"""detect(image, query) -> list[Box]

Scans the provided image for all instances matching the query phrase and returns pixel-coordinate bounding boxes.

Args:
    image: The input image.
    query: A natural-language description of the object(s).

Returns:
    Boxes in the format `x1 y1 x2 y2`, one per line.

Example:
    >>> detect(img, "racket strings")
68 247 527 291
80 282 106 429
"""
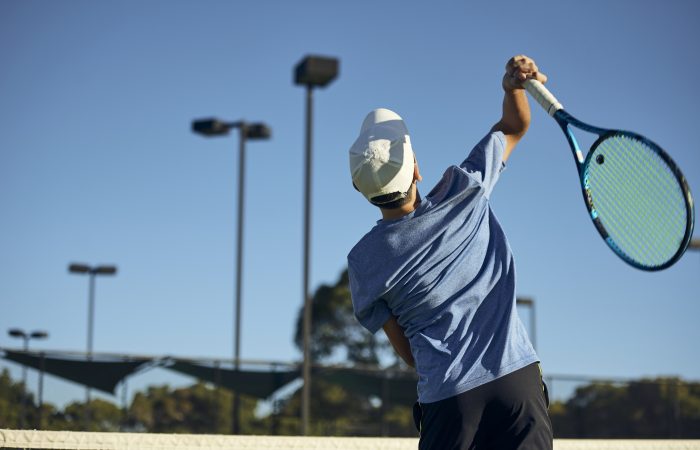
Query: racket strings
584 134 688 268
591 141 684 263
588 137 685 264
605 138 684 234
592 144 679 254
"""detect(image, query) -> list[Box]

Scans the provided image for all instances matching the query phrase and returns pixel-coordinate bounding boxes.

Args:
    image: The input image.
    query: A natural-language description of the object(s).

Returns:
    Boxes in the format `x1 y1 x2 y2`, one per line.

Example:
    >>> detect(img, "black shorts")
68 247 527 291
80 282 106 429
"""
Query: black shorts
414 362 553 450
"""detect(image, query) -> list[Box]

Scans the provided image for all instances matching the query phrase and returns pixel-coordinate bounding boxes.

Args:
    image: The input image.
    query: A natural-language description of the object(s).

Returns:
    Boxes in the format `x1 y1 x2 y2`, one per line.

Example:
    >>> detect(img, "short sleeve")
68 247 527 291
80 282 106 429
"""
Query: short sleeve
460 131 506 197
348 257 392 334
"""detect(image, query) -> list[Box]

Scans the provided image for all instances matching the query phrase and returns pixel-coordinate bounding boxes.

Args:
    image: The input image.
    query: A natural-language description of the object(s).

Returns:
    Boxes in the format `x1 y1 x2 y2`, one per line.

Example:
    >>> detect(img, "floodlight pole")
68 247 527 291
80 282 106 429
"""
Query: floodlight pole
7 329 48 429
87 272 96 361
191 118 271 435
232 124 246 436
301 83 314 436
516 297 536 351
37 352 45 429
294 55 339 436
68 263 117 429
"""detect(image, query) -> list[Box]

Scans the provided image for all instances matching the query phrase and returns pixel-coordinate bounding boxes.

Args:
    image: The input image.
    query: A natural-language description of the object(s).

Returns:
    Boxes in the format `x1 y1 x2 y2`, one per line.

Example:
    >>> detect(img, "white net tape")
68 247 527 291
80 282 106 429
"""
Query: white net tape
1 430 699 450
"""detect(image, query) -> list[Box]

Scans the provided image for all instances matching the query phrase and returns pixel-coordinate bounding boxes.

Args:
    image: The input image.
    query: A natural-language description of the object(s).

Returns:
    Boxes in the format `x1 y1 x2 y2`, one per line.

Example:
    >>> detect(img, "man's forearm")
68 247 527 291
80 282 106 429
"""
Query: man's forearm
498 88 531 138
491 89 531 161
382 315 415 367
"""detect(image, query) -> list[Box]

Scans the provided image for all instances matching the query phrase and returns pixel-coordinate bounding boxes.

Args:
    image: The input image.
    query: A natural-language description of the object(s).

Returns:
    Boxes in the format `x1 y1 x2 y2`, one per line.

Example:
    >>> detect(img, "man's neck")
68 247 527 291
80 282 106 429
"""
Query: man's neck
380 188 421 221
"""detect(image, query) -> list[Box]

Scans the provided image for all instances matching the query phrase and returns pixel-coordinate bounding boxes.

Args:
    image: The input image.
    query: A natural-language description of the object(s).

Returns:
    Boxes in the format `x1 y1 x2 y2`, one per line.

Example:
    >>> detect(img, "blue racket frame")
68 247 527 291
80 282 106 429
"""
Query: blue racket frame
552 109 695 271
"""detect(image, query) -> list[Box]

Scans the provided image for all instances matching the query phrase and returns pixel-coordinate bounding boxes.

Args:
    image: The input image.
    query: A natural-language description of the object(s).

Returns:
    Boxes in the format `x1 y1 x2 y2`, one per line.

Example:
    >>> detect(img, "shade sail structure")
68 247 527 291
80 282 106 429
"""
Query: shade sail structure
1 348 417 404
166 360 300 399
2 350 150 394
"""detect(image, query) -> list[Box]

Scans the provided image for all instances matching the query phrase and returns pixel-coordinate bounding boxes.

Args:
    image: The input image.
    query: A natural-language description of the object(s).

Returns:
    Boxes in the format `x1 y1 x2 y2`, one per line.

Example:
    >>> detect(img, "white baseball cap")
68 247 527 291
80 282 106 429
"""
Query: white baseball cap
349 108 415 205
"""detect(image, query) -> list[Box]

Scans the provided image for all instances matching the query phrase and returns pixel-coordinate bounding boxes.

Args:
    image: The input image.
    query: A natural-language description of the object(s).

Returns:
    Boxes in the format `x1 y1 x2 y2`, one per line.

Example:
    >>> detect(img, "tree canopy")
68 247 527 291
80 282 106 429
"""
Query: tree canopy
549 378 700 438
293 269 393 366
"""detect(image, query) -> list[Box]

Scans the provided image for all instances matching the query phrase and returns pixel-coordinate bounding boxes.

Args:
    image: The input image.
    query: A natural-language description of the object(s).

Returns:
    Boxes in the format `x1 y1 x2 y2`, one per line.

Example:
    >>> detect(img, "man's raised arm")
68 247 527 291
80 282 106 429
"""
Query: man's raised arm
491 55 548 162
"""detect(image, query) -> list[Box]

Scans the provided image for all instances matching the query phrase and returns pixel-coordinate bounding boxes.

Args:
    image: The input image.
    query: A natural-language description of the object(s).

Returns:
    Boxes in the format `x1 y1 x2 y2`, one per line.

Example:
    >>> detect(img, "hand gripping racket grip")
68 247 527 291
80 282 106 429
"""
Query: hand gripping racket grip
523 79 563 116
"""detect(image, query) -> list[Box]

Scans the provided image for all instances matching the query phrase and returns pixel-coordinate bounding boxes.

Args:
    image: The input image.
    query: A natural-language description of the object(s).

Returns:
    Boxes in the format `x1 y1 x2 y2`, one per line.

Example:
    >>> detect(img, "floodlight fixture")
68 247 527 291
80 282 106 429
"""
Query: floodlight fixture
8 328 48 342
192 118 272 142
294 56 339 87
68 264 90 274
689 238 700 250
8 328 26 338
68 263 117 276
516 298 534 306
192 118 240 137
30 331 49 339
93 266 117 275
245 123 272 140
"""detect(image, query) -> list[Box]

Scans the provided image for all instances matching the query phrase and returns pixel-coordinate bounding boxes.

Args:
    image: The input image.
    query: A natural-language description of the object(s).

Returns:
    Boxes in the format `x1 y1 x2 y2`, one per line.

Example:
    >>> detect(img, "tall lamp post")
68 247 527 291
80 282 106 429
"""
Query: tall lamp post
7 328 48 429
68 263 117 418
516 297 537 351
294 55 339 435
191 118 271 434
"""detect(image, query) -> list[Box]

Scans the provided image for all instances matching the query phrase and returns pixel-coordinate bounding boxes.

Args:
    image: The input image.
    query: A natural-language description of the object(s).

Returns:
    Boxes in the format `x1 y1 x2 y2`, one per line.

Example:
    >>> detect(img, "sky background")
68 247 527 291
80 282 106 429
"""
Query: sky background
1 0 699 408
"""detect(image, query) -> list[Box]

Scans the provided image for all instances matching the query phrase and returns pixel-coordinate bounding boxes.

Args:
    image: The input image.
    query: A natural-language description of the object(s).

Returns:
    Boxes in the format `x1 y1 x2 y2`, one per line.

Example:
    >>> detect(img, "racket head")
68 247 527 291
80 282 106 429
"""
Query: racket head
581 130 695 271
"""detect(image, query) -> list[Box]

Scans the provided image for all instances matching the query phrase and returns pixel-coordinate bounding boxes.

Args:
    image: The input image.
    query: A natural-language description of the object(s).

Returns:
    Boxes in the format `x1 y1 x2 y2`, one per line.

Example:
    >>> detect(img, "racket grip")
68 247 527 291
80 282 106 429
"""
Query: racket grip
523 79 563 116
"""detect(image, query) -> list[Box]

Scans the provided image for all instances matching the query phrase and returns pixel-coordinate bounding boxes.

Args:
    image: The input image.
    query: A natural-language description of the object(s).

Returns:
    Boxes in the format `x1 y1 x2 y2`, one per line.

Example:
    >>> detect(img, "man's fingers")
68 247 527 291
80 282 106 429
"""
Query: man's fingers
504 55 547 88
510 62 538 77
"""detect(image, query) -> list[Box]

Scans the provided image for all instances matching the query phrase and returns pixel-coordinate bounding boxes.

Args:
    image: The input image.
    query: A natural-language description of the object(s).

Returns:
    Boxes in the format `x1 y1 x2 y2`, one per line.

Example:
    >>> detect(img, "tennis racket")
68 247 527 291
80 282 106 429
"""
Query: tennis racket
524 79 694 271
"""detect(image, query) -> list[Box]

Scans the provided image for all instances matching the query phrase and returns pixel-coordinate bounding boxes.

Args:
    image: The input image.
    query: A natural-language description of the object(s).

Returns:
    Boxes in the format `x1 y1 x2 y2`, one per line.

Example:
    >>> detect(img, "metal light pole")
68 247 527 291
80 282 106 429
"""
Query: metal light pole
516 297 536 351
192 118 271 434
68 262 117 427
7 328 48 428
37 352 46 429
294 55 339 435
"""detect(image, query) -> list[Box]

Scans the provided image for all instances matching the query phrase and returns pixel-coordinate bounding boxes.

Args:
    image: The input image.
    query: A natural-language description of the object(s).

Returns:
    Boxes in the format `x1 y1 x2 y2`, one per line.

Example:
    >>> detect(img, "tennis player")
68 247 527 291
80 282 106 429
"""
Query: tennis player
347 55 553 449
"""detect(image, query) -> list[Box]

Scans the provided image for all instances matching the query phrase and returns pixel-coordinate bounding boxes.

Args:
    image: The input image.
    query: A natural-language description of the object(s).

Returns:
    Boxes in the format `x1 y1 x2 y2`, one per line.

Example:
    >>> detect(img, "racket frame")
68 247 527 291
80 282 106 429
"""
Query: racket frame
525 81 695 271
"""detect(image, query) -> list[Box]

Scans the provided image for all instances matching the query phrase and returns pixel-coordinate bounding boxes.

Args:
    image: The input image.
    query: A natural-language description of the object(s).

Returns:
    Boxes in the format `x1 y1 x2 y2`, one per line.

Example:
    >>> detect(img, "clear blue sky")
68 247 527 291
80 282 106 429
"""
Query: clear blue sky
1 0 699 408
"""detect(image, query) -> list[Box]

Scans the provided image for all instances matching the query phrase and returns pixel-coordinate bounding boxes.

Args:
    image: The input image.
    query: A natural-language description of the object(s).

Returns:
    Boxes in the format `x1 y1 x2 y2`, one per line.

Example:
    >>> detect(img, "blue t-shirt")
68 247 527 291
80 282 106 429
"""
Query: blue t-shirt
347 131 538 403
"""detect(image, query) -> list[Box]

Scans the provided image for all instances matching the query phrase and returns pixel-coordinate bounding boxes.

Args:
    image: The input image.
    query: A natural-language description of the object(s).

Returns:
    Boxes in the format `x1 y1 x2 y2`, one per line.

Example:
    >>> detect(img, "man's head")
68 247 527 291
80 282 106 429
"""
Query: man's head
349 108 419 209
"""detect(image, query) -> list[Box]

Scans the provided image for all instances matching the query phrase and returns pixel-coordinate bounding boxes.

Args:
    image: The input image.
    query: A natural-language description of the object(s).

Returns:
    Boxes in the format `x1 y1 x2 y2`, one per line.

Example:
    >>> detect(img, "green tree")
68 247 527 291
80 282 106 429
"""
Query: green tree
129 383 223 433
272 376 414 436
56 398 123 432
679 380 700 438
0 368 27 428
287 269 416 436
127 382 268 435
294 269 392 365
550 378 700 438
0 368 56 430
0 368 73 430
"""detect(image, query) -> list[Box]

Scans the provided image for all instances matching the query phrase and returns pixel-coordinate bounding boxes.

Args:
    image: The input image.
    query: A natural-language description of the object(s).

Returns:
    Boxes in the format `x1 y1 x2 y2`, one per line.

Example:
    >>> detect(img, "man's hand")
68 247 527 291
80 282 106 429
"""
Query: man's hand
502 55 547 91
492 55 547 160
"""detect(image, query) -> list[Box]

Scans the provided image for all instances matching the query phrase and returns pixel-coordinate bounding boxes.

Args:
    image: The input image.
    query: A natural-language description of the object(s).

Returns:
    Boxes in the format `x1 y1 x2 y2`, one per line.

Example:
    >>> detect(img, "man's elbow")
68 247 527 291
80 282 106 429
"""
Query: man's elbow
398 352 415 368
492 116 530 139
492 122 528 161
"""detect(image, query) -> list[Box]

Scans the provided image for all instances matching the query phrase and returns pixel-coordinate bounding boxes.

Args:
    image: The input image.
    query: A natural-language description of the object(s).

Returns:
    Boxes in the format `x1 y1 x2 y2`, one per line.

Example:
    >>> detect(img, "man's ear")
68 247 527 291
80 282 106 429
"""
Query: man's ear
413 157 422 183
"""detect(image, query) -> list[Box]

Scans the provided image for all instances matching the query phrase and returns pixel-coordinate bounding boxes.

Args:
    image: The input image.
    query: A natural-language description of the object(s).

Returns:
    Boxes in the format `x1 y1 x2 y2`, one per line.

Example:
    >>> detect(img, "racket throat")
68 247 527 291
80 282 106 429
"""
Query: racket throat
564 125 585 166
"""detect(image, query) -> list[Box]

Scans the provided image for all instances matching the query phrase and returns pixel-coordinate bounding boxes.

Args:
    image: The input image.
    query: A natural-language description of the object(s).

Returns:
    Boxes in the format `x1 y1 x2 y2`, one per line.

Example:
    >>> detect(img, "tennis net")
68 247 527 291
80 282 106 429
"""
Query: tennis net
2 430 700 450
